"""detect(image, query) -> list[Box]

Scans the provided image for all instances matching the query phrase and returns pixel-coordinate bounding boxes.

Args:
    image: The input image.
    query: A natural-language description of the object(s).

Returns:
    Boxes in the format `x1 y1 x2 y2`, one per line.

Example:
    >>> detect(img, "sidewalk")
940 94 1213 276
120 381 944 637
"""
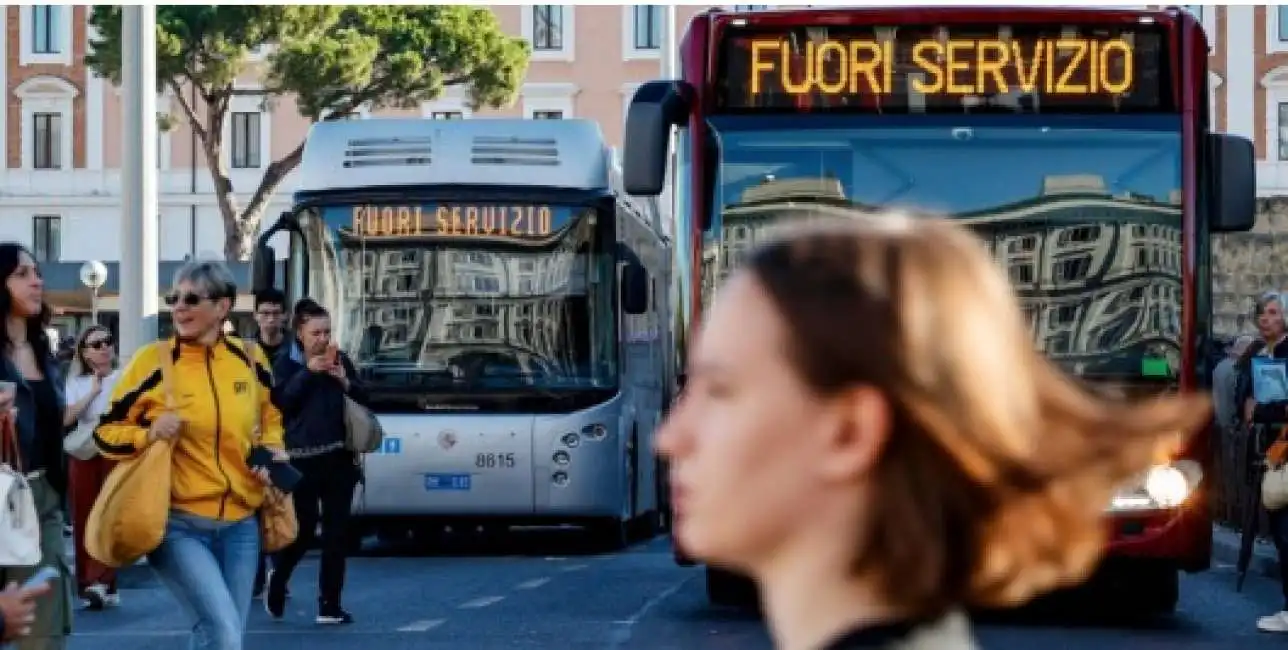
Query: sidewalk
1212 523 1281 578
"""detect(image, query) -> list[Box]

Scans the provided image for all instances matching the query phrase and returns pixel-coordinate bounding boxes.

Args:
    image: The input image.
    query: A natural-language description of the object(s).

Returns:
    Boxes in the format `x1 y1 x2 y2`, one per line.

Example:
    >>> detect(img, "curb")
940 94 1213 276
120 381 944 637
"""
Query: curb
1212 524 1281 579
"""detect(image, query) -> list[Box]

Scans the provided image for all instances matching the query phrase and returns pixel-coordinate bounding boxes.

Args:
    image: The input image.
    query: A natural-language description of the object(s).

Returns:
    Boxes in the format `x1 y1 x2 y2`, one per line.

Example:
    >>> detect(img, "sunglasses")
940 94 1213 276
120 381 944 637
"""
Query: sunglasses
164 292 209 307
84 336 113 350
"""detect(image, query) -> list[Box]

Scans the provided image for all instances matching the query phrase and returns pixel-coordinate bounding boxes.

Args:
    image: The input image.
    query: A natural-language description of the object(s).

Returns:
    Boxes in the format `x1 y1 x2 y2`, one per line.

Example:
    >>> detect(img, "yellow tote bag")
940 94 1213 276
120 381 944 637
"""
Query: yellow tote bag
85 343 176 568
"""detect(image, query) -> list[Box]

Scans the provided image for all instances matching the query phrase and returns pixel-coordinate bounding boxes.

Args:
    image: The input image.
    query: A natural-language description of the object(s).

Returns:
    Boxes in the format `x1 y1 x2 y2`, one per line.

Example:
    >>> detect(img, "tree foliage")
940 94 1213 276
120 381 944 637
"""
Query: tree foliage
87 6 530 261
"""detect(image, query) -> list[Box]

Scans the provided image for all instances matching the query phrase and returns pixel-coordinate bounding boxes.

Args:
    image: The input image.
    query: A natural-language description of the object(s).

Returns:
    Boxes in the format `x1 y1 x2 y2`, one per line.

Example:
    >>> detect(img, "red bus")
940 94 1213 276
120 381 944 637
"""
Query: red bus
623 6 1255 613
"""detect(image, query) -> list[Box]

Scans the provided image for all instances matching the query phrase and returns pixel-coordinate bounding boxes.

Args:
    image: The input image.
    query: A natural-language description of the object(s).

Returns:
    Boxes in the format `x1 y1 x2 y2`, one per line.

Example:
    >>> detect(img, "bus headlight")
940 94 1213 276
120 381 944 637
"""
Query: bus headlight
552 451 570 466
561 432 580 448
1108 460 1203 512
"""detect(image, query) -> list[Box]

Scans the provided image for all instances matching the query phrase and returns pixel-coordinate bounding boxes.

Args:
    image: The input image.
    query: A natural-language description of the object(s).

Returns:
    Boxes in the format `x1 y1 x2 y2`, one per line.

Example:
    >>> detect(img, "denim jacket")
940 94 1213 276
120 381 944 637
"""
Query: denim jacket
0 349 66 492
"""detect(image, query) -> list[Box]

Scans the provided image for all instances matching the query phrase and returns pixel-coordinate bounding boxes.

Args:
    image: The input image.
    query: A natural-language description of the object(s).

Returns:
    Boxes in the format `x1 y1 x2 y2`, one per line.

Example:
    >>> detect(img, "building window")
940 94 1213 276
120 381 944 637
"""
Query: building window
31 6 59 55
532 110 564 120
32 112 61 170
32 216 60 263
1279 103 1288 160
1182 5 1202 22
231 112 261 169
1280 7 1288 42
532 6 563 51
633 6 662 50
733 5 769 11
430 111 464 120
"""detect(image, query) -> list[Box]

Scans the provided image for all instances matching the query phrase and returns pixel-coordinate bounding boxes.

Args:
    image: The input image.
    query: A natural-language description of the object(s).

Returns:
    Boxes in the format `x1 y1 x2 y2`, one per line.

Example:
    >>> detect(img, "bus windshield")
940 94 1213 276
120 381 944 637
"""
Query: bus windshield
294 204 619 404
706 114 1183 378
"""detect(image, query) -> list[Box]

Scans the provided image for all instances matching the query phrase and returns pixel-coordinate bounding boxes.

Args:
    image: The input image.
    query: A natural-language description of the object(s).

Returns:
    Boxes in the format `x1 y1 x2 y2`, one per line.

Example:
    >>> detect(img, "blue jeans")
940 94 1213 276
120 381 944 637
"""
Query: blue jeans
149 510 260 650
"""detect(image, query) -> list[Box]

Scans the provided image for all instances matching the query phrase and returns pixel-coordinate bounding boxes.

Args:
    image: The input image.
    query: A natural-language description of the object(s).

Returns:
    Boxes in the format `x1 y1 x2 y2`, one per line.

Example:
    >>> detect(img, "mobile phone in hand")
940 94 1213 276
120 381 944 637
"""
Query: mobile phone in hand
21 566 59 591
324 343 339 367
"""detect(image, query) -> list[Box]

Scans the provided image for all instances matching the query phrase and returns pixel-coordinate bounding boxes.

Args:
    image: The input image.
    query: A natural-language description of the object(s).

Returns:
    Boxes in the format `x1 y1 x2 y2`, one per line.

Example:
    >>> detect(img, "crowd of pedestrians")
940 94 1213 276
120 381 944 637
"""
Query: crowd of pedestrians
0 248 367 650
0 216 1284 649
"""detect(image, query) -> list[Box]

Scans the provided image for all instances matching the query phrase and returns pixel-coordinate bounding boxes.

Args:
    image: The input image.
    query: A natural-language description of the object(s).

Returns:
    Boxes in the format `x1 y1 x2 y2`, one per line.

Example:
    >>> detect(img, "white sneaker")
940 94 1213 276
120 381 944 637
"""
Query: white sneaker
82 583 108 611
1257 611 1288 632
103 592 120 608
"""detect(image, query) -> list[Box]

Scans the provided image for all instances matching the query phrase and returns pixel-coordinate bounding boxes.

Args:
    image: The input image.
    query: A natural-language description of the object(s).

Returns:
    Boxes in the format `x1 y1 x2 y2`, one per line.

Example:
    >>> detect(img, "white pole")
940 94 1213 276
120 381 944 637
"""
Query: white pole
118 5 159 359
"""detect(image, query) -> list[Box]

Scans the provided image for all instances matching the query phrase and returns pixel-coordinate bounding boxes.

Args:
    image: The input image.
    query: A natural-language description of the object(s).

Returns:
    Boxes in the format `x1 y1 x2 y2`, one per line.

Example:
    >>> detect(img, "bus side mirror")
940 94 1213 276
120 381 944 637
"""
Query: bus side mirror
624 80 693 197
1209 133 1256 233
252 243 274 292
621 263 649 315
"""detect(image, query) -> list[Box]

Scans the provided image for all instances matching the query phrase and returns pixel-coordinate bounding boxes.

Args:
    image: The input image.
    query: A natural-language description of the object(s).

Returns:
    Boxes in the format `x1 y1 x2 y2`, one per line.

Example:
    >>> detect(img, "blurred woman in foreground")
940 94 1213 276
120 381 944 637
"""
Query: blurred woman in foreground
656 213 1209 650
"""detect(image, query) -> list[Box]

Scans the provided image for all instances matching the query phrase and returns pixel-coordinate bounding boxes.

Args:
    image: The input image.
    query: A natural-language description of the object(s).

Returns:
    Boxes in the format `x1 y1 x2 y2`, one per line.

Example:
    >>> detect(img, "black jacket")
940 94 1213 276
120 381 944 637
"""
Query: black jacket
1235 337 1288 429
0 352 65 493
270 346 368 457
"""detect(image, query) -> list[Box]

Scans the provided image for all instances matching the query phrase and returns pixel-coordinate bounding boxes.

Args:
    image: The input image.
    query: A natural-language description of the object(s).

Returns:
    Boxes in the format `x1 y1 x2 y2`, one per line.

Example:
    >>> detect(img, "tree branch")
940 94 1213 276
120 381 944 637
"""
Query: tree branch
242 140 306 229
166 79 207 141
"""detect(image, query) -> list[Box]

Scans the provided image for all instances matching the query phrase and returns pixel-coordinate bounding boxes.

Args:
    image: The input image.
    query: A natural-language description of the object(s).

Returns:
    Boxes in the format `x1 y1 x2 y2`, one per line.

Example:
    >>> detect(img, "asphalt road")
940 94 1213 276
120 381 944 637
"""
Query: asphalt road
65 528 1288 649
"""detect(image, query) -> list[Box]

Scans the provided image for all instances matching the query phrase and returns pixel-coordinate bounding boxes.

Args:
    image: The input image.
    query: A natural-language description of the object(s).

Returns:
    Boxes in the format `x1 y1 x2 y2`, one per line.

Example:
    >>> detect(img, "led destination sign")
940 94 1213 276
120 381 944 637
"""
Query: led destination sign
334 204 575 239
718 25 1171 113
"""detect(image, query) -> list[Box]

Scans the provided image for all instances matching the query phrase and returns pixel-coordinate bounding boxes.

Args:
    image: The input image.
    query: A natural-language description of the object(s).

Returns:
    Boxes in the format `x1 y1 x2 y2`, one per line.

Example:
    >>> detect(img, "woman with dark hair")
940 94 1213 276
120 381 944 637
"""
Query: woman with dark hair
61 324 121 610
656 215 1209 649
0 242 72 650
265 298 366 625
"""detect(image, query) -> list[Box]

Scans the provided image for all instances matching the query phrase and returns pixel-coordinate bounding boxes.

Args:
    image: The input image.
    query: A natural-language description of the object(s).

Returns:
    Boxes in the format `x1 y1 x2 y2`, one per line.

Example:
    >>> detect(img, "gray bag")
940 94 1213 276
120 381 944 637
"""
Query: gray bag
343 396 384 453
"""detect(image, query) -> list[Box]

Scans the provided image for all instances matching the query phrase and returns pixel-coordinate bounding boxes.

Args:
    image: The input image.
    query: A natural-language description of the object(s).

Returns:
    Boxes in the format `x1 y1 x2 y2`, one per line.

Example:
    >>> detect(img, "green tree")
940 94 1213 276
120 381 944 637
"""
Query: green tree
87 5 530 261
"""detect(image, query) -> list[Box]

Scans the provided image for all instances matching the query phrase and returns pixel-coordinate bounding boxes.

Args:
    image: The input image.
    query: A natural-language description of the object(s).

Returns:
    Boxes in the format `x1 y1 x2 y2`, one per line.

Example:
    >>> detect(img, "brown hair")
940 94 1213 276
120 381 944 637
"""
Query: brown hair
744 213 1209 617
70 324 116 378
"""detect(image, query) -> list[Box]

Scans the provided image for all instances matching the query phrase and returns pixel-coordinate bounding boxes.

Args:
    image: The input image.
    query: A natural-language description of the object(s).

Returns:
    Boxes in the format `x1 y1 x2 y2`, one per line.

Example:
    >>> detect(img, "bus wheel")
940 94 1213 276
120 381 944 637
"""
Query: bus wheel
706 566 758 608
588 517 629 551
1136 566 1179 616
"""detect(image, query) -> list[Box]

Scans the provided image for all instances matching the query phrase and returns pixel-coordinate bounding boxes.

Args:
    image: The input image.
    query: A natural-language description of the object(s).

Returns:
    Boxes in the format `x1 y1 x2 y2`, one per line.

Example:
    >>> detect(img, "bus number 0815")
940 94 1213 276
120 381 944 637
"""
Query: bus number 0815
476 453 516 469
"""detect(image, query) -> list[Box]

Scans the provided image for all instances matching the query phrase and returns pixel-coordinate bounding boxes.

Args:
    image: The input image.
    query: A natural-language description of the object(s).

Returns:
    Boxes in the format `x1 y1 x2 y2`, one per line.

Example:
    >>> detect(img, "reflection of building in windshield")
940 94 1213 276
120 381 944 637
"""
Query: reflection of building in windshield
707 174 1182 374
339 242 586 376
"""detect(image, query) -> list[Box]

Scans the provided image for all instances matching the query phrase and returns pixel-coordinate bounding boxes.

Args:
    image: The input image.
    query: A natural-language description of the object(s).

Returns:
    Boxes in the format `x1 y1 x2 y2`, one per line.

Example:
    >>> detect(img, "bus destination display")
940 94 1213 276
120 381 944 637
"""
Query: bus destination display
717 25 1171 113
339 204 571 239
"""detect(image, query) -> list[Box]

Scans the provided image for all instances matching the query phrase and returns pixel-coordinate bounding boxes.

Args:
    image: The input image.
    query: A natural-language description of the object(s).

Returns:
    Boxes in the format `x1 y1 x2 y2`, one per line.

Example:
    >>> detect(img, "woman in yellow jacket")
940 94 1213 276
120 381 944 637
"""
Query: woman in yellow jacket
93 261 286 650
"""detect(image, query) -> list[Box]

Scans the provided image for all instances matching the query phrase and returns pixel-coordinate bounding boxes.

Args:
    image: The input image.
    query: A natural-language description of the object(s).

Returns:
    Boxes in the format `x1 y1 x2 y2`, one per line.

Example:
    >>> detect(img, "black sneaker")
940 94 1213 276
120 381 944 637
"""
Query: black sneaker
264 572 287 620
316 603 353 625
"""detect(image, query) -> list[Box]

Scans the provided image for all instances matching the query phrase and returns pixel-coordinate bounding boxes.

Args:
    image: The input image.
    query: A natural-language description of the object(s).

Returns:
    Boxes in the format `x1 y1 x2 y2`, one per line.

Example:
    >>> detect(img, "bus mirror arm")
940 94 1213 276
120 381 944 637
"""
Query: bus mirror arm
623 80 694 197
1208 133 1256 233
252 211 297 293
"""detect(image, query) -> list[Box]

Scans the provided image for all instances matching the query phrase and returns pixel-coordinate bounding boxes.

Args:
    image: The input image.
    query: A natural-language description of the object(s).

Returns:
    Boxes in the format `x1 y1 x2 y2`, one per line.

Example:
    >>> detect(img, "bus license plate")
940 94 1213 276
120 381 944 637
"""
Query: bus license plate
424 473 471 491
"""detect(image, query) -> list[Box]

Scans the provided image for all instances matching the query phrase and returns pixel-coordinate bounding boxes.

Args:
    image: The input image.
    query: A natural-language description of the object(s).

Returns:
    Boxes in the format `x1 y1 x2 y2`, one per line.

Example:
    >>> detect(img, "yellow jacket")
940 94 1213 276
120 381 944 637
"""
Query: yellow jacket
93 336 285 521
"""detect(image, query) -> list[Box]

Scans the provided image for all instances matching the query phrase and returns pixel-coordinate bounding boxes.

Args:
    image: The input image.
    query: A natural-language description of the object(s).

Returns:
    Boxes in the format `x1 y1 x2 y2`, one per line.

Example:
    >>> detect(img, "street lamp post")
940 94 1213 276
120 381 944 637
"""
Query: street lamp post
79 261 108 325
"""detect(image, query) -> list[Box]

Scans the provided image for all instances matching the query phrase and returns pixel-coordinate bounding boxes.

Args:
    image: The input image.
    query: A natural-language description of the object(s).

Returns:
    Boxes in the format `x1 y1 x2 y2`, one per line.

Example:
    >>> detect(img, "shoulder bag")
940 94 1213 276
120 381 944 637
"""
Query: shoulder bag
1266 425 1288 511
245 342 298 553
0 405 40 566
85 342 177 567
343 395 384 454
64 376 103 461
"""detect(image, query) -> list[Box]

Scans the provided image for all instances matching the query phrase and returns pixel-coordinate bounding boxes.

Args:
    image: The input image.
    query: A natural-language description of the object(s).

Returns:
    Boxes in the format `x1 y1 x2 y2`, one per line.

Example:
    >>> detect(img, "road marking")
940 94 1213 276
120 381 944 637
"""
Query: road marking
397 619 445 632
608 575 695 649
560 563 588 572
75 629 408 637
459 595 505 609
515 577 551 590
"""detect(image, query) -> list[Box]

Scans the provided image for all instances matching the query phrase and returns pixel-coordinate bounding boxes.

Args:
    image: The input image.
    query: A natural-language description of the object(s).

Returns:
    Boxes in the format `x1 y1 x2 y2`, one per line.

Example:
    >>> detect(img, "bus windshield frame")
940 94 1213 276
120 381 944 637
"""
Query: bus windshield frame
289 199 621 412
703 112 1184 379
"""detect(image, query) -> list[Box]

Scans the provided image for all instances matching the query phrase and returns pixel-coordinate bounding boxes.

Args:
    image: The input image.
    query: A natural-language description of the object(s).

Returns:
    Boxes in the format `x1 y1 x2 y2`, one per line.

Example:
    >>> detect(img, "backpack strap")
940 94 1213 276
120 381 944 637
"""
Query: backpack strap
244 341 263 444
157 340 176 410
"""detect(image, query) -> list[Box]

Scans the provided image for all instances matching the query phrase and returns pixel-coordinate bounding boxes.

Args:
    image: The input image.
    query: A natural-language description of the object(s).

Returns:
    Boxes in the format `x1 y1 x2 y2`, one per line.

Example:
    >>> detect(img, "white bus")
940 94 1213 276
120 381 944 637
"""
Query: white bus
253 118 673 548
